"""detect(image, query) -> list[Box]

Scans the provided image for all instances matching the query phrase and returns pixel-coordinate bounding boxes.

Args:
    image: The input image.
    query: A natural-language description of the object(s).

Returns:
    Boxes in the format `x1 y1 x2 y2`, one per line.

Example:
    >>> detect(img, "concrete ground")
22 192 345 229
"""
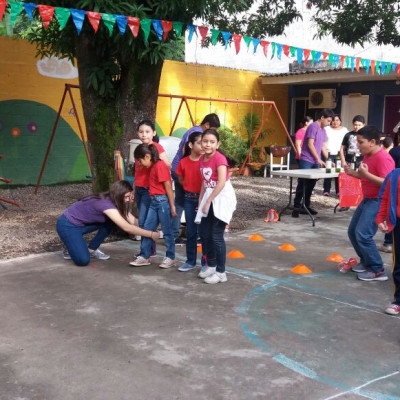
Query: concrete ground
1 208 400 400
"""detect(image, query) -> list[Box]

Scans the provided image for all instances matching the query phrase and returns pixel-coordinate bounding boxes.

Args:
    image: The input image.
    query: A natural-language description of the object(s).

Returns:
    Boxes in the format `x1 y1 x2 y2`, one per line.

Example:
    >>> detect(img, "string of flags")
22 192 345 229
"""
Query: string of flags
1 0 399 76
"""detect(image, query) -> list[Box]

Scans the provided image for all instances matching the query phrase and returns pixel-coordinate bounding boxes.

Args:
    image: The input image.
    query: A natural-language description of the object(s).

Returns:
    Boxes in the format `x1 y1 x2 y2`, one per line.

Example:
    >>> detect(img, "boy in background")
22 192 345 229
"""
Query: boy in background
344 126 394 281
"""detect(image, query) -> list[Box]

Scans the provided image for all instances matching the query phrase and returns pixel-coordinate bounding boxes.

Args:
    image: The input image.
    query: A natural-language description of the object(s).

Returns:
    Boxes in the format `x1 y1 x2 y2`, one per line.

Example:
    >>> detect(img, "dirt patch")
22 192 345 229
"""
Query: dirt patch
0 177 338 259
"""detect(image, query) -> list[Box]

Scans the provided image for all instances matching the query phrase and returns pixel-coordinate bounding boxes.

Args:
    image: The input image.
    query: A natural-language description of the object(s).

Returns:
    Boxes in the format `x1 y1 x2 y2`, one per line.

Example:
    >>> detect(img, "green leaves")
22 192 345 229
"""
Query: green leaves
86 61 120 97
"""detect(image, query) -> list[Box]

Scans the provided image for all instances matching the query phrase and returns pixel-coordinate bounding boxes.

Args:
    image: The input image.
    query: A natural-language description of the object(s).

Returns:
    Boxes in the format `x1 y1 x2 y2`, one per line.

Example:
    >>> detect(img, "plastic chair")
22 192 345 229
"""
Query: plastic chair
334 172 363 212
114 150 134 186
264 147 291 178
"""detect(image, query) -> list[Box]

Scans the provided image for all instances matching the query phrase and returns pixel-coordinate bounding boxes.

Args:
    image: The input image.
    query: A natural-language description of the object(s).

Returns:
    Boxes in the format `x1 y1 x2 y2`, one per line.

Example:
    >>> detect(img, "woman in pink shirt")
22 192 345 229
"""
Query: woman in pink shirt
294 116 313 163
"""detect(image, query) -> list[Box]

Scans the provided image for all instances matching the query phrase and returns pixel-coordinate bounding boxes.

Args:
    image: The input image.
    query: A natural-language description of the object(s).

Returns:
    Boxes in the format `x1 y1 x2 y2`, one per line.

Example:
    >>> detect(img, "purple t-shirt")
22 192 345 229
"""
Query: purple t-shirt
171 126 202 172
300 121 327 164
64 196 116 226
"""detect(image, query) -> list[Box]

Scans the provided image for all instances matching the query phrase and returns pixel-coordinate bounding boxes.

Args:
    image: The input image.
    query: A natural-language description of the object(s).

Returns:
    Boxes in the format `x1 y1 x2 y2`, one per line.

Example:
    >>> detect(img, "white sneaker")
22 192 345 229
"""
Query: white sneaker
204 272 227 284
62 249 71 260
129 256 151 267
90 248 110 260
159 257 175 269
198 267 216 279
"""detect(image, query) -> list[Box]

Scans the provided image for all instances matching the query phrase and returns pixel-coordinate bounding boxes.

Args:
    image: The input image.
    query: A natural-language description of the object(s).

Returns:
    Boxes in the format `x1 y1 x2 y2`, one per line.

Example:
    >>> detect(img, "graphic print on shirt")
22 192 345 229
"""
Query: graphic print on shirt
347 134 360 156
202 167 216 188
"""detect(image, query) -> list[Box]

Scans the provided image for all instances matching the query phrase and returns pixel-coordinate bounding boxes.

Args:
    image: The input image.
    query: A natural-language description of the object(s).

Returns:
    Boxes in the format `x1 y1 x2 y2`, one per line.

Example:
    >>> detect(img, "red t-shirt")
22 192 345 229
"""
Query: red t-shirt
361 148 394 198
149 160 172 196
176 156 202 193
135 142 166 188
199 151 229 189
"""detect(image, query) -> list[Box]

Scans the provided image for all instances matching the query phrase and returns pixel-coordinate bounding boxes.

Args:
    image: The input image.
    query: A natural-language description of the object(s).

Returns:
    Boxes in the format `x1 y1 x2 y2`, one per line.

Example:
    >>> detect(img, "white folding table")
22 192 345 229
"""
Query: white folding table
270 168 339 226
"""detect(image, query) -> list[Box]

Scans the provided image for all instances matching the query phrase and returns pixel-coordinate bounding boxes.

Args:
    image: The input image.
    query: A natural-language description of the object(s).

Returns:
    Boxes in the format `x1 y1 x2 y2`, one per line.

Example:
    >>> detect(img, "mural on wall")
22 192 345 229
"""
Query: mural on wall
36 56 78 79
0 100 90 185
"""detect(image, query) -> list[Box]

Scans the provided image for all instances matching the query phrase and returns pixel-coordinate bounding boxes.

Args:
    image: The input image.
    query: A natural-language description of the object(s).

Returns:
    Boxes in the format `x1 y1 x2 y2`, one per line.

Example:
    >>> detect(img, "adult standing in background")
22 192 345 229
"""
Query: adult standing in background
389 127 400 168
294 116 313 164
323 115 347 196
292 108 334 218
170 114 220 243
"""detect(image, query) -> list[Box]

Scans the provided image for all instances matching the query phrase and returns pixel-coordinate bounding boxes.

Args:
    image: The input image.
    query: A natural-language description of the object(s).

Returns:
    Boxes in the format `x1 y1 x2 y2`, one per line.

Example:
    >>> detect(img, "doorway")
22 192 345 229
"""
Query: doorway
341 95 369 131
384 96 400 135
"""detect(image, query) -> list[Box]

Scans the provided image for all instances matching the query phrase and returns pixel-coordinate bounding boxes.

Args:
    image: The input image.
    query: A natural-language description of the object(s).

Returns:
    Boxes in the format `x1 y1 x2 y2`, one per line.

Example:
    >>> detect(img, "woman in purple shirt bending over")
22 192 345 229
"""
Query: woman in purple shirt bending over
56 180 160 266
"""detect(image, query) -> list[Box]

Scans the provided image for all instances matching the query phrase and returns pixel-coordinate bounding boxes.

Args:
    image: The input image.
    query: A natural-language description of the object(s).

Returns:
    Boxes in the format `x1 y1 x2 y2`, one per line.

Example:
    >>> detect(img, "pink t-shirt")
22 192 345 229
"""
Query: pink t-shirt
199 151 229 189
295 128 306 160
361 148 394 198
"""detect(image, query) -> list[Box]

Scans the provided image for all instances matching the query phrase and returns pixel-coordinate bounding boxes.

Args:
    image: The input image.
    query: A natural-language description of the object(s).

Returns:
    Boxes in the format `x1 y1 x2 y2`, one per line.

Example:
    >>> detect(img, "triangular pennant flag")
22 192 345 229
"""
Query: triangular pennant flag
303 49 311 63
361 58 366 68
283 44 290 57
366 59 372 74
314 51 322 64
55 7 70 30
271 42 276 58
87 11 101 33
102 13 116 35
70 8 86 34
392 63 397 72
198 26 208 45
151 19 163 40
322 52 329 60
276 43 283 60
210 29 220 45
24 2 36 20
9 1 23 26
385 62 392 75
350 57 355 72
0 0 7 24
296 48 304 64
221 31 231 49
289 46 296 57
345 56 350 68
340 55 346 67
161 20 172 41
141 18 151 41
172 21 183 37
187 23 196 43
260 40 269 57
397 64 400 76
115 15 127 35
252 38 260 53
37 5 55 29
375 60 381 75
355 57 361 72
126 16 139 37
381 61 386 75
232 33 242 54
243 36 252 48
333 54 340 67
328 53 334 66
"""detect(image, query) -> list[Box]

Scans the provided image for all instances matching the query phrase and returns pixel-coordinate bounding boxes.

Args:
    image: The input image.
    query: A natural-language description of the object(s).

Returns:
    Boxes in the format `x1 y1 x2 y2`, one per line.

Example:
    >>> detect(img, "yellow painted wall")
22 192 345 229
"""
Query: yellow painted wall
157 60 289 150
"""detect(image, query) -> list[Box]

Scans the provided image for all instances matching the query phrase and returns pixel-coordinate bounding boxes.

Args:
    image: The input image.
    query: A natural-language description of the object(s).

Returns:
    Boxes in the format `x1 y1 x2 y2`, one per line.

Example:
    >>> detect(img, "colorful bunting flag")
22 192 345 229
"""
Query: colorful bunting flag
210 29 220 45
322 52 329 60
355 57 361 72
24 2 36 20
221 31 231 49
271 42 276 58
289 46 296 57
102 13 116 36
126 16 139 38
37 4 54 29
397 65 400 76
276 43 283 60
9 1 23 26
367 59 372 75
161 20 172 41
87 11 101 33
198 26 208 45
303 49 310 63
70 8 86 34
243 36 252 48
385 62 391 75
152 19 163 41
55 7 70 30
261 40 269 57
0 0 7 24
172 21 183 37
375 60 381 75
340 55 346 67
187 24 196 43
283 45 290 57
141 18 152 41
232 33 242 54
252 38 260 53
350 57 355 72
115 14 127 35
296 48 303 64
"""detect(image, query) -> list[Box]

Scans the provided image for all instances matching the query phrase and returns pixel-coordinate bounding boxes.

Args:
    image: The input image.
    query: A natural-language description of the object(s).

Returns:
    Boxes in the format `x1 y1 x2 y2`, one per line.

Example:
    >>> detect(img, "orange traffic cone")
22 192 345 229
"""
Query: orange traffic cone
227 249 245 258
279 243 296 251
291 264 312 274
249 234 264 241
326 253 344 263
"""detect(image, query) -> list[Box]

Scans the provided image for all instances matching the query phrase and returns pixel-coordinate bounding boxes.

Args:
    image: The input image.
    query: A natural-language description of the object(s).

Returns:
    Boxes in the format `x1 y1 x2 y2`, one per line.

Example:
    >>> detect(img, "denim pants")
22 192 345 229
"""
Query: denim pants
347 198 383 273
392 219 400 304
141 195 175 259
200 203 227 273
135 186 155 254
56 214 113 266
293 159 320 208
184 193 201 266
171 171 184 239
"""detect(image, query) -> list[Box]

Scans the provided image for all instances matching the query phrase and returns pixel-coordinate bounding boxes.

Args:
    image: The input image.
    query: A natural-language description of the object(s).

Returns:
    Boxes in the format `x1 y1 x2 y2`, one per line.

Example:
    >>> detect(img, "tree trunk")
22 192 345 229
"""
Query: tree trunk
75 31 163 192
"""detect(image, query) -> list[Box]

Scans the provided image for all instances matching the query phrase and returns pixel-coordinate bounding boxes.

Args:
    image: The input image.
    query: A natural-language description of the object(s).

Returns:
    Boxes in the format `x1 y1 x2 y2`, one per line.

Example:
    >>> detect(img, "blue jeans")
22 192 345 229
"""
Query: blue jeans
294 159 320 208
184 193 202 266
200 204 226 273
135 186 155 254
141 195 175 259
56 214 113 266
171 171 184 239
347 198 383 273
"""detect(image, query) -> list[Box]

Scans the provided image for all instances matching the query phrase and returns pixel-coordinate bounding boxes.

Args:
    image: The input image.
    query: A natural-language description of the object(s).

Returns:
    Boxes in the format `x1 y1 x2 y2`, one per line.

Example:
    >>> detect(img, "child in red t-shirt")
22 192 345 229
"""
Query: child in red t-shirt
134 120 171 256
130 144 176 268
176 131 204 272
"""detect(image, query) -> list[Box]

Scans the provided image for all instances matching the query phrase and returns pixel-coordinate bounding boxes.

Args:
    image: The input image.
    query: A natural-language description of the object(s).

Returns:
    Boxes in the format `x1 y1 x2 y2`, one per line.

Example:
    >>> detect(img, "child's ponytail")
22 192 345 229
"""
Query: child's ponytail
183 131 202 157
134 143 160 162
